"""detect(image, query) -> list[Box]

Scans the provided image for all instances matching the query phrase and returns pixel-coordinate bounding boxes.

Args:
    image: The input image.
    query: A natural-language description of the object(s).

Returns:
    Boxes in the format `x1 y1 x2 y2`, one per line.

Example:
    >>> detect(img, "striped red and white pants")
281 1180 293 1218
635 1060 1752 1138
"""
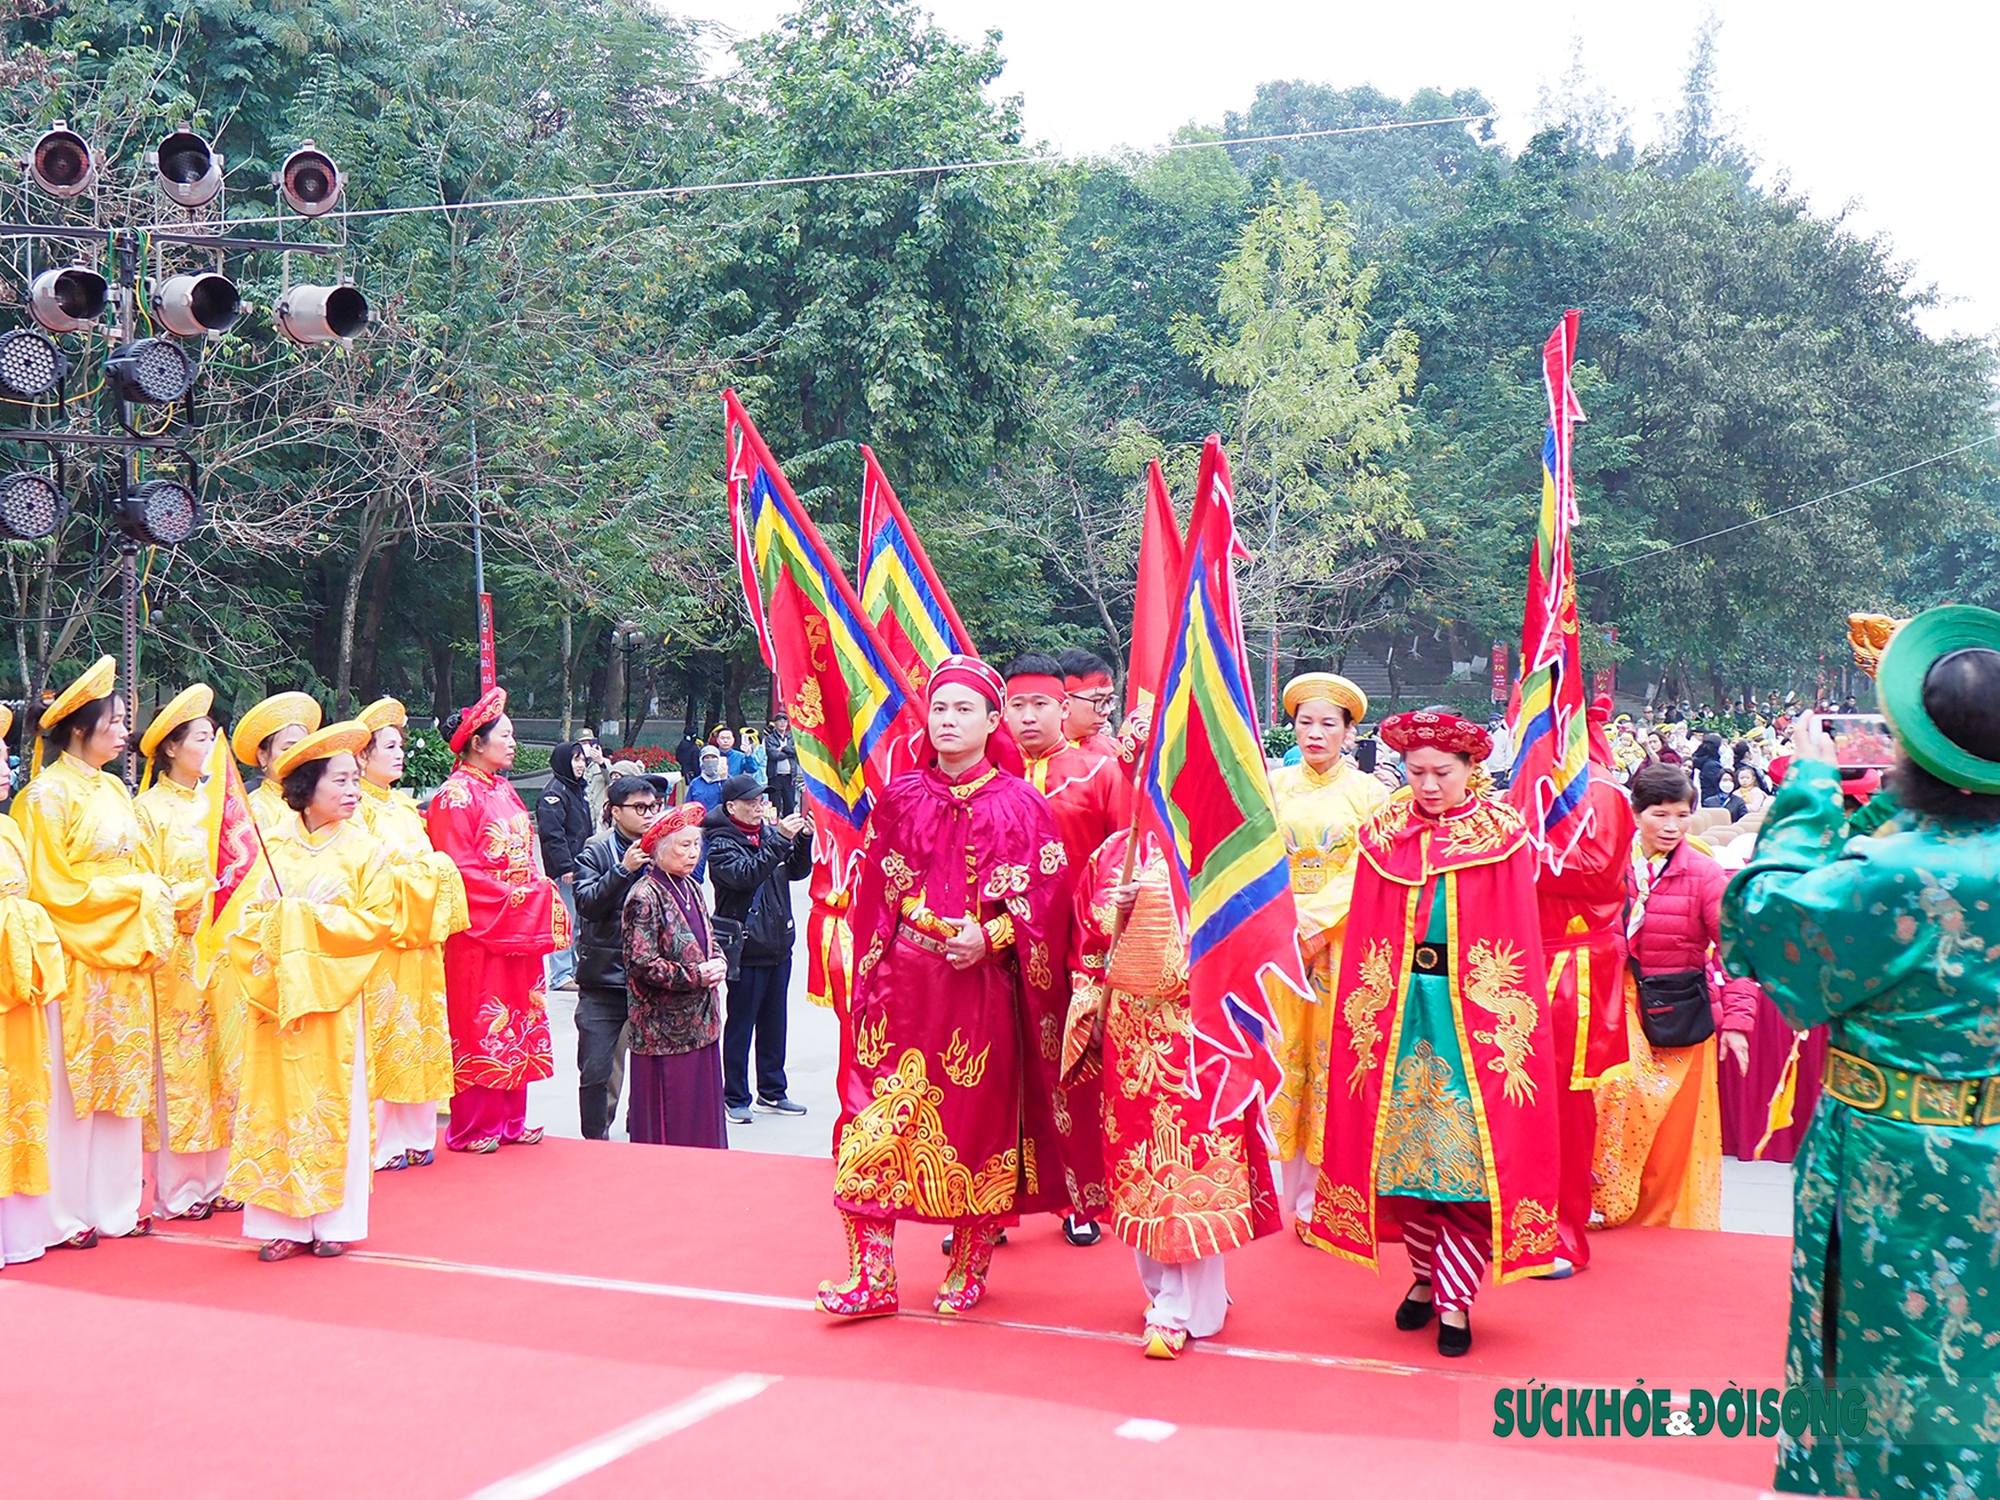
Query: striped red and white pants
1389 1198 1491 1314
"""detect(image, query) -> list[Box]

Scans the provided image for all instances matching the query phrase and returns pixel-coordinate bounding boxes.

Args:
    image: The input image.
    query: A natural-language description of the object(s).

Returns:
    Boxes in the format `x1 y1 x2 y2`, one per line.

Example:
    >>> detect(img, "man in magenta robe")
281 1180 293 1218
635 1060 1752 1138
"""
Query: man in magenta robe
817 655 1072 1319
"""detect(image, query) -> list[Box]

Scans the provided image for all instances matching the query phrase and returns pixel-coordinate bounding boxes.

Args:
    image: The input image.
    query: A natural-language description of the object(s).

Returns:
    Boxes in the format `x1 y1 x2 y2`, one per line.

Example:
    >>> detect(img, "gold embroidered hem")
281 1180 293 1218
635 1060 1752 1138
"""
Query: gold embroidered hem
833 1048 1020 1220
0 1001 51 1195
1268 949 1335 1162
63 966 155 1120
1374 1039 1485 1199
1110 1090 1259 1262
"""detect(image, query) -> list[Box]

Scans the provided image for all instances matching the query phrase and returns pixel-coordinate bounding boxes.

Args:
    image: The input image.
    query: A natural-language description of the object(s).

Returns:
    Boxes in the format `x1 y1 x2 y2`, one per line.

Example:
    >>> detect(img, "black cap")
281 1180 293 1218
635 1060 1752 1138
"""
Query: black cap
719 772 766 803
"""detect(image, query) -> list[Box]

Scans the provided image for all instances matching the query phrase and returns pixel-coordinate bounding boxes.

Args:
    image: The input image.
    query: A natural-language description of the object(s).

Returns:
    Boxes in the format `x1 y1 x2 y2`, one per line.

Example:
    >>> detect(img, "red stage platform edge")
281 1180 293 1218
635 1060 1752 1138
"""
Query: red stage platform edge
4 1137 1792 1499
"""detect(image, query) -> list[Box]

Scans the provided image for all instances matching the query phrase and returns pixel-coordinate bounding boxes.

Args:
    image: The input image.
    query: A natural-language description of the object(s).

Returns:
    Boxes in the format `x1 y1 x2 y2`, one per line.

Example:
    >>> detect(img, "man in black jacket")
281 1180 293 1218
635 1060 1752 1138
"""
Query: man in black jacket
765 714 797 816
570 775 664 1139
537 740 595 991
705 773 813 1124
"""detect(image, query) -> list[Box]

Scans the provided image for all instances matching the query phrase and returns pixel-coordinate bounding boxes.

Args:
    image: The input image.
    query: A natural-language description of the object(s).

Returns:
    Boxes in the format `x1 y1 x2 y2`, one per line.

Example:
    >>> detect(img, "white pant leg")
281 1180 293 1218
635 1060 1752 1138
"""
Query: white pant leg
1282 1151 1318 1219
374 1099 437 1166
151 1042 229 1214
0 1193 54 1264
85 1115 143 1238
43 1001 93 1243
245 1009 370 1246
1135 1248 1231 1337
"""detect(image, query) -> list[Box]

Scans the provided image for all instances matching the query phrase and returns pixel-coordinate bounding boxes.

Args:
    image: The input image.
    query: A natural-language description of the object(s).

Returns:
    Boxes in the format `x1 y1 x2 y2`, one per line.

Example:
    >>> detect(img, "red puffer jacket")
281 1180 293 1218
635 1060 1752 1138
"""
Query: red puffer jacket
1631 840 1761 1032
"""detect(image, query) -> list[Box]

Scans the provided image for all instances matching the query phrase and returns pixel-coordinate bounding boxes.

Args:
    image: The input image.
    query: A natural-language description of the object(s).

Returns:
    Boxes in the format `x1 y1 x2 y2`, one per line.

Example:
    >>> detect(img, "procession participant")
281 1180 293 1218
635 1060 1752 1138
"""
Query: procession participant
0 705 69 1267
1058 648 1121 759
232 691 323 835
1005 651 1123 1243
1303 708 1558 1358
1522 693 1635 1274
620 804 730 1148
1068 827 1282 1356
17 657 177 1246
227 722 404 1261
1722 608 2000 1500
425 687 567 1154
817 654 1070 1320
356 697 467 1169
1591 763 1757 1231
133 684 241 1219
1267 672 1388 1219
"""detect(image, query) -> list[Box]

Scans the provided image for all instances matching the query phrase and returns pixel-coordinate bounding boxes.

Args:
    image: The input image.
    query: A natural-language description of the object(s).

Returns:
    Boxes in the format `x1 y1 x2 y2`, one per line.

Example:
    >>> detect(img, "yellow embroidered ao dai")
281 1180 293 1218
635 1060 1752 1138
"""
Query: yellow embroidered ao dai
0 817 68 1195
357 780 466 1104
132 777 242 1154
245 778 293 839
14 755 177 1120
1266 759 1389 1164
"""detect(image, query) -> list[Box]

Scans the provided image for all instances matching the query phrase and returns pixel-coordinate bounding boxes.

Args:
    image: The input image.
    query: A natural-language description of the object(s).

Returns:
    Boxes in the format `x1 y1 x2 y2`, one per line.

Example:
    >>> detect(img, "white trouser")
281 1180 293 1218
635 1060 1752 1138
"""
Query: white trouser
0 1193 54 1264
1281 1151 1320 1219
1135 1248 1230 1337
44 1001 144 1240
244 1009 370 1246
150 1041 230 1216
373 1099 438 1167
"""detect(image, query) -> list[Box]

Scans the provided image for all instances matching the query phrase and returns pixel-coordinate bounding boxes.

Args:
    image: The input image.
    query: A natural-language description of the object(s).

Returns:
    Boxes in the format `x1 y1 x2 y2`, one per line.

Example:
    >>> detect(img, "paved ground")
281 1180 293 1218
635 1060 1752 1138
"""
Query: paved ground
523 883 1793 1235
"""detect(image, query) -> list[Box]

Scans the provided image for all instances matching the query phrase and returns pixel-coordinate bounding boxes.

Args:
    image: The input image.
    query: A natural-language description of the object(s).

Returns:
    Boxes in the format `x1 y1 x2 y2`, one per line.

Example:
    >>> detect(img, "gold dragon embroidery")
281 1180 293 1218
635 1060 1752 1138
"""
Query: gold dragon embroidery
1343 939 1396 1096
1465 939 1538 1106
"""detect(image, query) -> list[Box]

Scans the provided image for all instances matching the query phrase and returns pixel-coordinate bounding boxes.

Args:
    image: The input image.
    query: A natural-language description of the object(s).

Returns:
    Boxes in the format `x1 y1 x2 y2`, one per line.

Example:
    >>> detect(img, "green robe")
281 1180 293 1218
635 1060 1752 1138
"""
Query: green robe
1723 760 2000 1499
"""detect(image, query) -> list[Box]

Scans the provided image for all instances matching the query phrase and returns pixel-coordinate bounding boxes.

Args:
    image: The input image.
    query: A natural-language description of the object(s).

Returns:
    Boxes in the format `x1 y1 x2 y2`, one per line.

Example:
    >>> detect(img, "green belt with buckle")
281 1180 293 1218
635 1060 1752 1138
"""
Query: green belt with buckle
1824 1046 2000 1127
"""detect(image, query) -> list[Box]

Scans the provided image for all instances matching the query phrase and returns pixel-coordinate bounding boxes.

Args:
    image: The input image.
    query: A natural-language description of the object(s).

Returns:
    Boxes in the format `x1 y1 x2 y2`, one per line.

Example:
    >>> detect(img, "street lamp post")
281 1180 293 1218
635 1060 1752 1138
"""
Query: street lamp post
613 621 647 749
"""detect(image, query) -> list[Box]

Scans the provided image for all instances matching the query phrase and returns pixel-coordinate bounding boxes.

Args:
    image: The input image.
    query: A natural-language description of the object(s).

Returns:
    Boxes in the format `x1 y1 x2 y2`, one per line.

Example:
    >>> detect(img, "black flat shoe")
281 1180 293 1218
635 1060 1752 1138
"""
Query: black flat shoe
1437 1315 1472 1357
1394 1280 1434 1331
1062 1215 1102 1247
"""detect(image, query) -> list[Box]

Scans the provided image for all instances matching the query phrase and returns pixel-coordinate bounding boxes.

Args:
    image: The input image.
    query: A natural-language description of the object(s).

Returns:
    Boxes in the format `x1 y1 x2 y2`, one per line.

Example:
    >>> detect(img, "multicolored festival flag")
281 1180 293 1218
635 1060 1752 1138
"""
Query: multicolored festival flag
1137 436 1299 1130
1507 309 1595 874
725 391 926 1012
856 445 975 690
1125 458 1184 720
191 737 278 986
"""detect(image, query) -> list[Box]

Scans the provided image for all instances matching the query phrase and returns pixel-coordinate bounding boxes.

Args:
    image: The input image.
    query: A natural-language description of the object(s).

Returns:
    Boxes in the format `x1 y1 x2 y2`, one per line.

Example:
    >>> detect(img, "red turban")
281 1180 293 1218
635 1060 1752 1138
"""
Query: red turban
448 686 507 754
1379 709 1492 761
924 653 1022 776
639 800 706 855
1586 693 1616 768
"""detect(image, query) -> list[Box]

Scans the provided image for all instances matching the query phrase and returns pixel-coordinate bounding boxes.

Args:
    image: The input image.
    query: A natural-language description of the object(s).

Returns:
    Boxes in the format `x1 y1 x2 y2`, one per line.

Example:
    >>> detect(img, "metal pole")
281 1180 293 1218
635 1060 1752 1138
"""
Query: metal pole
116 231 139 786
469 417 485 596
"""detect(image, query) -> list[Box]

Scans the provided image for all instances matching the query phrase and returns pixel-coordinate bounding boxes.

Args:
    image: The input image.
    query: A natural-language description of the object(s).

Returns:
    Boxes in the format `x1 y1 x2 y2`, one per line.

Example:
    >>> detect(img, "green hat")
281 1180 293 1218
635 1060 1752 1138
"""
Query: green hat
1878 604 2000 794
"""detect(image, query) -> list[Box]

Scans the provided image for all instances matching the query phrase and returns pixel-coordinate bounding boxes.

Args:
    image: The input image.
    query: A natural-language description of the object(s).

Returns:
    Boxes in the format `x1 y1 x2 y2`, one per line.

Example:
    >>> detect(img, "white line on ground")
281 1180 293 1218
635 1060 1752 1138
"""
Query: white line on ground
1114 1418 1178 1442
464 1373 776 1499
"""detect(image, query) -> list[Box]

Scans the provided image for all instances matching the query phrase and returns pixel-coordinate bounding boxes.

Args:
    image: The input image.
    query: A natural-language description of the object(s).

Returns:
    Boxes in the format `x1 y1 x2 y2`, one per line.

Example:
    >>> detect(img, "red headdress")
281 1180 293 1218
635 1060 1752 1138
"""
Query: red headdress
639 800 706 855
448 685 508 755
1586 693 1616 768
1004 667 1066 701
926 653 1023 776
1378 708 1492 762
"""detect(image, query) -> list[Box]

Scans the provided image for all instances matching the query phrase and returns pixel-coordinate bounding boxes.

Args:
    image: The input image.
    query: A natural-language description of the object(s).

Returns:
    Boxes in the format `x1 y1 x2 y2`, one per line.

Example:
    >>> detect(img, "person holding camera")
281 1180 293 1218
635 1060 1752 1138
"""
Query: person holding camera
569 775 664 1140
703 774 812 1124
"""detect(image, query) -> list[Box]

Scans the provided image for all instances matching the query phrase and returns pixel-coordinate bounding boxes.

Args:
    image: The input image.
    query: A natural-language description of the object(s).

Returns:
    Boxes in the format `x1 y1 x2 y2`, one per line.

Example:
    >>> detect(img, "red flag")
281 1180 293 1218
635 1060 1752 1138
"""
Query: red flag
856 446 976 691
1124 458 1184 719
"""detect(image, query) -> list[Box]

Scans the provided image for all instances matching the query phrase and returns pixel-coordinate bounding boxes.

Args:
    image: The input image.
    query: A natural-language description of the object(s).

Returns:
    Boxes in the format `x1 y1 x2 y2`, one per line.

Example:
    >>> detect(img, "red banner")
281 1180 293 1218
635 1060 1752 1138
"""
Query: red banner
477 593 496 691
1592 624 1617 702
1490 641 1508 703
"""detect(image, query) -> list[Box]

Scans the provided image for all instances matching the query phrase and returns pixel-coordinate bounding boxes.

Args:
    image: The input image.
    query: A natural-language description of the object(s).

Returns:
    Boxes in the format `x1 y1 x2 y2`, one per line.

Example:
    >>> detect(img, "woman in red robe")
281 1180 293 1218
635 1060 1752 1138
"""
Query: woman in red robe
817 656 1071 1320
1303 709 1559 1358
424 688 568 1153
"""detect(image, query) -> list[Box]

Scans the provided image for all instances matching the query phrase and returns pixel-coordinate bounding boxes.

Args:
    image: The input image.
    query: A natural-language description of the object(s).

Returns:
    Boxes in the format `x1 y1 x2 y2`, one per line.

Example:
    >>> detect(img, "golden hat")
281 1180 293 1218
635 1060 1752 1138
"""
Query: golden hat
140 683 214 759
269 719 372 782
0 704 14 743
1847 613 1908 682
1282 671 1368 724
358 696 407 734
42 655 117 729
232 691 323 766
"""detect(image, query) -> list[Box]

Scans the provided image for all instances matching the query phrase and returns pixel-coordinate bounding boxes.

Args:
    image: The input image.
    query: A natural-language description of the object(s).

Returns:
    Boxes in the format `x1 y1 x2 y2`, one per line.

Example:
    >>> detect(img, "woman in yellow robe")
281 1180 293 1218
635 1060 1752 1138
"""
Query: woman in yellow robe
1266 672 1387 1219
15 656 177 1245
133 684 242 1220
0 705 71 1267
232 691 322 837
355 697 465 1169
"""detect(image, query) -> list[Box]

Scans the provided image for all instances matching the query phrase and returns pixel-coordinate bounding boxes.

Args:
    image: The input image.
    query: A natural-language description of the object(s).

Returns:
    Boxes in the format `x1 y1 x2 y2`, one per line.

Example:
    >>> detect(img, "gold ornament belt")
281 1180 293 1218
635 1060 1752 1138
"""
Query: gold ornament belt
1825 1046 2000 1128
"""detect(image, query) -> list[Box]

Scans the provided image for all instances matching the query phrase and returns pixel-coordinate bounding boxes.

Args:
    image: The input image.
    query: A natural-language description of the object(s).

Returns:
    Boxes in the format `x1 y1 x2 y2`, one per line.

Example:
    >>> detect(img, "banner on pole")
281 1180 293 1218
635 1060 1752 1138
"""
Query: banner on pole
477 593 496 692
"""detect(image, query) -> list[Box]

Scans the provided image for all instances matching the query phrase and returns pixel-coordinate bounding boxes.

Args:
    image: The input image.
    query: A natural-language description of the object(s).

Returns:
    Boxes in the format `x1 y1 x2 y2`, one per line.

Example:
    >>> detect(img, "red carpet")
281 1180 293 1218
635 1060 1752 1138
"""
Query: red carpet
4 1138 1791 1498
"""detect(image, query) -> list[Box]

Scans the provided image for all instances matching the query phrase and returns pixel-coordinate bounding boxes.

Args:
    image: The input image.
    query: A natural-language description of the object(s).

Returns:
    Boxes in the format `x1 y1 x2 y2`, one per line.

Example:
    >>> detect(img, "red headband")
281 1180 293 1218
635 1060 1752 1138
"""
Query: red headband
639 801 706 854
929 654 1005 713
1378 709 1492 761
1005 673 1065 701
449 686 507 754
1063 671 1114 693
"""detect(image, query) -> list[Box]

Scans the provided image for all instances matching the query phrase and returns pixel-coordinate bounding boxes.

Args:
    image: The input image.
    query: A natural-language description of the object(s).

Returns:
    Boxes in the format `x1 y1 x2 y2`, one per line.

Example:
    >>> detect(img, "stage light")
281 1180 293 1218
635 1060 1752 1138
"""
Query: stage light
28 122 94 199
153 131 223 209
0 472 67 541
28 265 108 333
275 283 369 345
157 272 241 337
105 338 195 404
0 328 68 400
115 478 200 546
278 142 343 217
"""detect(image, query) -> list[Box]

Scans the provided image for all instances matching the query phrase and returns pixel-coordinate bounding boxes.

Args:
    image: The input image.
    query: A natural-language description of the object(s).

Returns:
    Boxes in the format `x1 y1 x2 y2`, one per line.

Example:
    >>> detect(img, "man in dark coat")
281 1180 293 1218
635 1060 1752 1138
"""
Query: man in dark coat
536 740 594 991
569 775 663 1138
704 773 812 1124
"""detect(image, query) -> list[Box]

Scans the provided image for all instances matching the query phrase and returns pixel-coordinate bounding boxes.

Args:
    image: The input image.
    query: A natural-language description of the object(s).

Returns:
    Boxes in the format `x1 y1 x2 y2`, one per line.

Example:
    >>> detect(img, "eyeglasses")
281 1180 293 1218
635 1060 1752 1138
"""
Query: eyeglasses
1067 690 1116 712
618 800 661 815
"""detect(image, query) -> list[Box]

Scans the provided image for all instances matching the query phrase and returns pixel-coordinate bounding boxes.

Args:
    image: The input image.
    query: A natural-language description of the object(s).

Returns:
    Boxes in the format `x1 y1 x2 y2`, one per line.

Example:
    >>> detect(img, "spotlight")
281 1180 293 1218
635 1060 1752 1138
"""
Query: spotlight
115 478 200 547
0 328 68 399
28 265 108 333
28 122 94 199
105 338 196 404
275 283 369 345
278 142 343 217
153 131 223 209
0 472 68 541
157 272 241 337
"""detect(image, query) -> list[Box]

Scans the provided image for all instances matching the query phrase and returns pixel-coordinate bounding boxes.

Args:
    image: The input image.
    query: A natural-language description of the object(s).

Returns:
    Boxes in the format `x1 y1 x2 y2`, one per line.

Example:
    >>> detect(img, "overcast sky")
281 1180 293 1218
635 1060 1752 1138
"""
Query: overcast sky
673 1 1998 341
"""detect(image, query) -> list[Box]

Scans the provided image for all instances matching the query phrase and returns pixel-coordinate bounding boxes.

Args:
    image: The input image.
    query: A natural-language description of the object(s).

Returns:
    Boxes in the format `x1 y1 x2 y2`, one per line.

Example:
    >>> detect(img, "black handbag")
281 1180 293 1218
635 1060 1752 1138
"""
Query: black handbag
1632 966 1716 1049
709 914 747 981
